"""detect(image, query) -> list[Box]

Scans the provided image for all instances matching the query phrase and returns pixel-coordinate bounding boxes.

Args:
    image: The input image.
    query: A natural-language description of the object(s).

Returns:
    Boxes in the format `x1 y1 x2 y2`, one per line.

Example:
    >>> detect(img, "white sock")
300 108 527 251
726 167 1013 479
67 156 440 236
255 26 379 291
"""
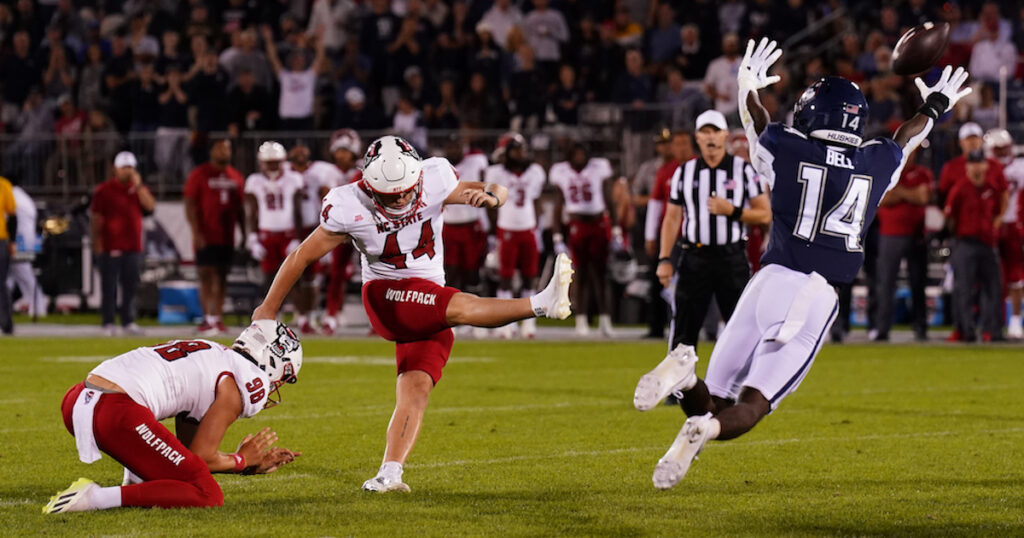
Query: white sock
497 289 514 300
521 288 535 299
706 418 722 440
379 461 403 480
576 316 589 329
599 314 612 327
205 315 217 325
92 486 122 509
297 315 308 325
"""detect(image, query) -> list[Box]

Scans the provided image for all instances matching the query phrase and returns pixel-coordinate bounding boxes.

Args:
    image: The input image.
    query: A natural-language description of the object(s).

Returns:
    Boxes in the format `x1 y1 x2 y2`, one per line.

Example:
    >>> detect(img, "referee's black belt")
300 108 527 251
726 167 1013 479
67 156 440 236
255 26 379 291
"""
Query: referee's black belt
679 241 746 254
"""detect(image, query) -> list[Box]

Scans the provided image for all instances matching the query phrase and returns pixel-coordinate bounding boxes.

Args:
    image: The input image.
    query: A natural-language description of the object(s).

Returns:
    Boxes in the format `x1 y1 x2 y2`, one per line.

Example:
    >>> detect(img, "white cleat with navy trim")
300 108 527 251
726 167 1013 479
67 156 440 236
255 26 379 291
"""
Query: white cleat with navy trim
652 412 715 490
362 475 411 493
43 478 99 514
633 344 698 411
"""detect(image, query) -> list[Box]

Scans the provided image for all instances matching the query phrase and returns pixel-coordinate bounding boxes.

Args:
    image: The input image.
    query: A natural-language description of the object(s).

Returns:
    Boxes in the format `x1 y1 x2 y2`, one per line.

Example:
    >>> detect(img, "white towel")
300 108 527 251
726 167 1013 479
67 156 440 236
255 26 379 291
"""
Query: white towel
769 272 832 345
72 388 103 464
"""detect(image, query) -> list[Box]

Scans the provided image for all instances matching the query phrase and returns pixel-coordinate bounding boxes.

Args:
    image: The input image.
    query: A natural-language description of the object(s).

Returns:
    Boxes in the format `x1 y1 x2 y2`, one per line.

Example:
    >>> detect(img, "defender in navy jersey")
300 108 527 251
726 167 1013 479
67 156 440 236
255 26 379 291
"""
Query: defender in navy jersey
633 38 973 489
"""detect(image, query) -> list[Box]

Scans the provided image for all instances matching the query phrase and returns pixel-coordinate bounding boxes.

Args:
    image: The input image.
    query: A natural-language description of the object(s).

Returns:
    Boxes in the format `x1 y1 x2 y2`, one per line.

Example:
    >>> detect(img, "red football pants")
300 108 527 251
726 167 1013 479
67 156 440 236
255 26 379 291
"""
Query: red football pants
61 382 223 508
326 242 356 316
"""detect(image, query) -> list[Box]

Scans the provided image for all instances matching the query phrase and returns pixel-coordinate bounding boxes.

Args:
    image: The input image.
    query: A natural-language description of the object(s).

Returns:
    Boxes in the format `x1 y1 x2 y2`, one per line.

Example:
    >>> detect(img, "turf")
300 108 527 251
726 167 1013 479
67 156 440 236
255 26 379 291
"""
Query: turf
2 337 1023 536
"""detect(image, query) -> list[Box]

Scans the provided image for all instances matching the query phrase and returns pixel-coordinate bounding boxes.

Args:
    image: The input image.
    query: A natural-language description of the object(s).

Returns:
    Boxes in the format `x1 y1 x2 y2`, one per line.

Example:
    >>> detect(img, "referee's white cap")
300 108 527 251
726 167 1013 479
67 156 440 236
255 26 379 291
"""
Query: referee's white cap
696 109 728 131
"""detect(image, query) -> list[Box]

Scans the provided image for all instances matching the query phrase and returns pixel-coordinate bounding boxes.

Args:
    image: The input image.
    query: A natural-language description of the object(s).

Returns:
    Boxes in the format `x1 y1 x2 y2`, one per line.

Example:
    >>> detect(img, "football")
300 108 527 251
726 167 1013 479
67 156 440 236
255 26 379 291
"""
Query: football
891 21 950 75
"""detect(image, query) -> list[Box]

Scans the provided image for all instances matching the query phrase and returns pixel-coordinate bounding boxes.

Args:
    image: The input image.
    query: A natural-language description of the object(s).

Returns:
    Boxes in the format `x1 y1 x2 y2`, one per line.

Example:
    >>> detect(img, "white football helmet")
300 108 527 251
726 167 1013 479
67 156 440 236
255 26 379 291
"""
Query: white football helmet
984 128 1014 164
232 320 303 408
330 128 363 156
362 135 423 220
257 141 287 162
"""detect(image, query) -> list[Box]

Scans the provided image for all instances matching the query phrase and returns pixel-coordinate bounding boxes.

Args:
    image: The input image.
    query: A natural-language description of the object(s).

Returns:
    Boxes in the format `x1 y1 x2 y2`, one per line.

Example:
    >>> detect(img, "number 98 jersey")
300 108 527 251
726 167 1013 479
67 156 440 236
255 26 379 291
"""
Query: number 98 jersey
320 157 459 286
89 340 271 422
753 123 903 283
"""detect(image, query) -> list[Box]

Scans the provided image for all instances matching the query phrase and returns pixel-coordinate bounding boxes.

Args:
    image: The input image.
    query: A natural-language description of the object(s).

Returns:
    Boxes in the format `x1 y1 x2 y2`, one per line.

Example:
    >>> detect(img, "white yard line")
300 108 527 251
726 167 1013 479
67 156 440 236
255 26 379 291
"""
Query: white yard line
265 400 620 421
411 427 1024 469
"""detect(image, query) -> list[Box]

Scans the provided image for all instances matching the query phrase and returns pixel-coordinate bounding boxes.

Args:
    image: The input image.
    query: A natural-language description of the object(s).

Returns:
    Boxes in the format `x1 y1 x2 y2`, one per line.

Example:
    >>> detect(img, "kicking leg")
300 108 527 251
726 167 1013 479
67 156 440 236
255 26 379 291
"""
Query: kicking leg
446 253 573 326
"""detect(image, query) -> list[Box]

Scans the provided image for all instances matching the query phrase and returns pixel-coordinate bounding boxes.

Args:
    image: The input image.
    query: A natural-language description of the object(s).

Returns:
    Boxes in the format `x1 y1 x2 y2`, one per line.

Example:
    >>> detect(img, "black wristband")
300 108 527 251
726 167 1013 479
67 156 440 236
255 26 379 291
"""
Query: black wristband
917 92 950 120
485 191 499 204
658 257 672 265
730 205 744 220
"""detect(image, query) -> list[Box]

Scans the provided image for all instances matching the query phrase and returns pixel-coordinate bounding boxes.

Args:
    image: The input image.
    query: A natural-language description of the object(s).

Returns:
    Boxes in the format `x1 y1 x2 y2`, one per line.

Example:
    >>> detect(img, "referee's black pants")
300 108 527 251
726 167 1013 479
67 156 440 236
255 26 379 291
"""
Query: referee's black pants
670 242 750 350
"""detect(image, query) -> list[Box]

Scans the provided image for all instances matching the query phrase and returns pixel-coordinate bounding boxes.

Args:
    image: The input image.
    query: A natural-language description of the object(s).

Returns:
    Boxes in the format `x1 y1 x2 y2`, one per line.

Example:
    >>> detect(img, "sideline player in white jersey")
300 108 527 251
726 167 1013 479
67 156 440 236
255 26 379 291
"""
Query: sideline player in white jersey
550 142 620 337
985 128 1024 338
320 129 364 334
485 132 547 338
43 321 302 513
285 143 343 334
252 135 573 492
632 39 972 489
442 135 491 295
245 141 305 289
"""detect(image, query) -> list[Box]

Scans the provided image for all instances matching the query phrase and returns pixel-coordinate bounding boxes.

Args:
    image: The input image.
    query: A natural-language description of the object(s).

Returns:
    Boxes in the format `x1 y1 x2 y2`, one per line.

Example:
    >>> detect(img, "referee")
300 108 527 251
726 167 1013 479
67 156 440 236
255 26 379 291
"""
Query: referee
656 110 771 350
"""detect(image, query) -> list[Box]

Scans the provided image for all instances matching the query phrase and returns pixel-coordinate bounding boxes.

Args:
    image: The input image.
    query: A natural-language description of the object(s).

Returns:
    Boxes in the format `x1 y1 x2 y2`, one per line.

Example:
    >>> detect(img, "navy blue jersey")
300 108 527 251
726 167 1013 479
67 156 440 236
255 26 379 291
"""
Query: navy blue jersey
753 123 903 283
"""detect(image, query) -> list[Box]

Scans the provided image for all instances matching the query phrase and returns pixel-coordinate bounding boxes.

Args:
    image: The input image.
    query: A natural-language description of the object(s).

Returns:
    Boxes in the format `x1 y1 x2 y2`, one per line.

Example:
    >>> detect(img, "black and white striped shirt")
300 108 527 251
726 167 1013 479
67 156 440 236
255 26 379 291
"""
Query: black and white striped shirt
668 154 762 246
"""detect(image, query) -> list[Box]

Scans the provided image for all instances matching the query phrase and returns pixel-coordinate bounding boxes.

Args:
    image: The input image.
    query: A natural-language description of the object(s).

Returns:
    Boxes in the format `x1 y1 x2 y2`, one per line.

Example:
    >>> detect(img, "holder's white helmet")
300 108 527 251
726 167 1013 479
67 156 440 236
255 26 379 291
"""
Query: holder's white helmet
257 141 287 162
232 320 303 408
362 135 423 220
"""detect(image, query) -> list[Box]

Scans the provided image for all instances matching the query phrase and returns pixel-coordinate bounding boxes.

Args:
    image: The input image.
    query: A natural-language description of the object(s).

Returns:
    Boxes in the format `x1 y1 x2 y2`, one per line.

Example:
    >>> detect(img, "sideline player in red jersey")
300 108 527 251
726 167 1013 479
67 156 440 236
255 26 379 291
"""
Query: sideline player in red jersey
253 135 573 492
184 138 246 336
245 141 304 290
986 129 1024 338
484 132 547 338
320 129 363 334
441 135 490 296
550 142 620 337
43 321 302 513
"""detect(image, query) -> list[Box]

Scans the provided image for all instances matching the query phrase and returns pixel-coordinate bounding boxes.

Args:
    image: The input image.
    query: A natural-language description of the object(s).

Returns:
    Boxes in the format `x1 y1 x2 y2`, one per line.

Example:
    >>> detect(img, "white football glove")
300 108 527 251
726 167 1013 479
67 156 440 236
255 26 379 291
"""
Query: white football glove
737 37 782 93
914 65 972 115
247 233 266 261
285 238 301 256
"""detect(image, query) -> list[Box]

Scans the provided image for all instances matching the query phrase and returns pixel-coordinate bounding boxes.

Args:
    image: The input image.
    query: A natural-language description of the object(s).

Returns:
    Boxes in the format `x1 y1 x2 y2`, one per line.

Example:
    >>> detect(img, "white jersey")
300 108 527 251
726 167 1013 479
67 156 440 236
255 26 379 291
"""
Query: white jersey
90 340 269 422
284 160 344 228
245 171 304 232
1003 157 1024 224
12 186 38 252
444 152 491 225
320 157 459 285
485 162 546 231
549 158 614 215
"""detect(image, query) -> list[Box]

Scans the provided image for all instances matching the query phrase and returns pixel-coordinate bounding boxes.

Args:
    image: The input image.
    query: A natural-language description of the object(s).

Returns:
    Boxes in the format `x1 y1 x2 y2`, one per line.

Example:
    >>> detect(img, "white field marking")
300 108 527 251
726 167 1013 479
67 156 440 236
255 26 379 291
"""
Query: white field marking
410 427 1024 469
39 356 108 363
0 498 36 507
265 400 620 421
305 355 494 365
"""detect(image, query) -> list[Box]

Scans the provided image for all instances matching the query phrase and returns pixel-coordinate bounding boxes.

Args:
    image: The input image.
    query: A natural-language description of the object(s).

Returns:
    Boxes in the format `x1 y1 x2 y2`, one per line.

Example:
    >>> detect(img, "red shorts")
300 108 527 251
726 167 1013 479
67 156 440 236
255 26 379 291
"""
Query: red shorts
259 230 294 274
444 222 485 272
361 278 460 383
497 228 539 280
999 223 1024 286
60 382 223 508
568 216 611 266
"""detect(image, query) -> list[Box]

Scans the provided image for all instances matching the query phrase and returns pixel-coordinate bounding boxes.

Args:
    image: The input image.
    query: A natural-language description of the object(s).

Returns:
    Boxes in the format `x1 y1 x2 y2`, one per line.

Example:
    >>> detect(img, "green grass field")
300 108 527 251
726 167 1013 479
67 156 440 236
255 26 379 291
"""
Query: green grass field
3 337 1024 536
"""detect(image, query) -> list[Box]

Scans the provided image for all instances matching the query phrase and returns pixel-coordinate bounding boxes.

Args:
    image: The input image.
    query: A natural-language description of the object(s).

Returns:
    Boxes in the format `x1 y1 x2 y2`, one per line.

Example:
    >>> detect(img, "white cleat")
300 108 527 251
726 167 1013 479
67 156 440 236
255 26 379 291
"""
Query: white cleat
362 475 411 493
633 344 698 411
1008 315 1023 339
652 412 715 490
574 316 590 336
43 478 98 514
520 317 537 339
539 253 574 320
598 314 615 338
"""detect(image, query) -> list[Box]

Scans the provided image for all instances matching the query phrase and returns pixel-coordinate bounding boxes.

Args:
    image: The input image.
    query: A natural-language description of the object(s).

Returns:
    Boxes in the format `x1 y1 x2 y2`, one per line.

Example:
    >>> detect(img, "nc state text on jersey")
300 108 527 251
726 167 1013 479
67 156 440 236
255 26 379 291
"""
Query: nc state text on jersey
375 212 424 233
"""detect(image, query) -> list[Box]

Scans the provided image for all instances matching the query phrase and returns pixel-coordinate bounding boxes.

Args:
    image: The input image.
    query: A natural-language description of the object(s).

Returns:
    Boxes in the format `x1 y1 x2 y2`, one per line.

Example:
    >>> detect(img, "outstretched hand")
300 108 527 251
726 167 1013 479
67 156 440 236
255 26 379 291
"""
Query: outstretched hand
738 38 782 92
251 447 302 474
914 65 972 114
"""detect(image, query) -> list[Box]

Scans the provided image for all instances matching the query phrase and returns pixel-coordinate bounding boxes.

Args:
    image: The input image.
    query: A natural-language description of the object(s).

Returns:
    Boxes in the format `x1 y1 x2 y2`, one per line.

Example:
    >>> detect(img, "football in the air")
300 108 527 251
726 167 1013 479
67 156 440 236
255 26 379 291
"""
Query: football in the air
891 21 950 75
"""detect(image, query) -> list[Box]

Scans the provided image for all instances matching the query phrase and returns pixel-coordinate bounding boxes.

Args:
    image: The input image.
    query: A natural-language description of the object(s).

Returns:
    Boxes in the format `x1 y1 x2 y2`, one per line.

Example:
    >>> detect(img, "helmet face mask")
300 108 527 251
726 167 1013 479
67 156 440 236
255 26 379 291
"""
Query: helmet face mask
362 136 424 221
233 320 303 408
793 77 869 147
